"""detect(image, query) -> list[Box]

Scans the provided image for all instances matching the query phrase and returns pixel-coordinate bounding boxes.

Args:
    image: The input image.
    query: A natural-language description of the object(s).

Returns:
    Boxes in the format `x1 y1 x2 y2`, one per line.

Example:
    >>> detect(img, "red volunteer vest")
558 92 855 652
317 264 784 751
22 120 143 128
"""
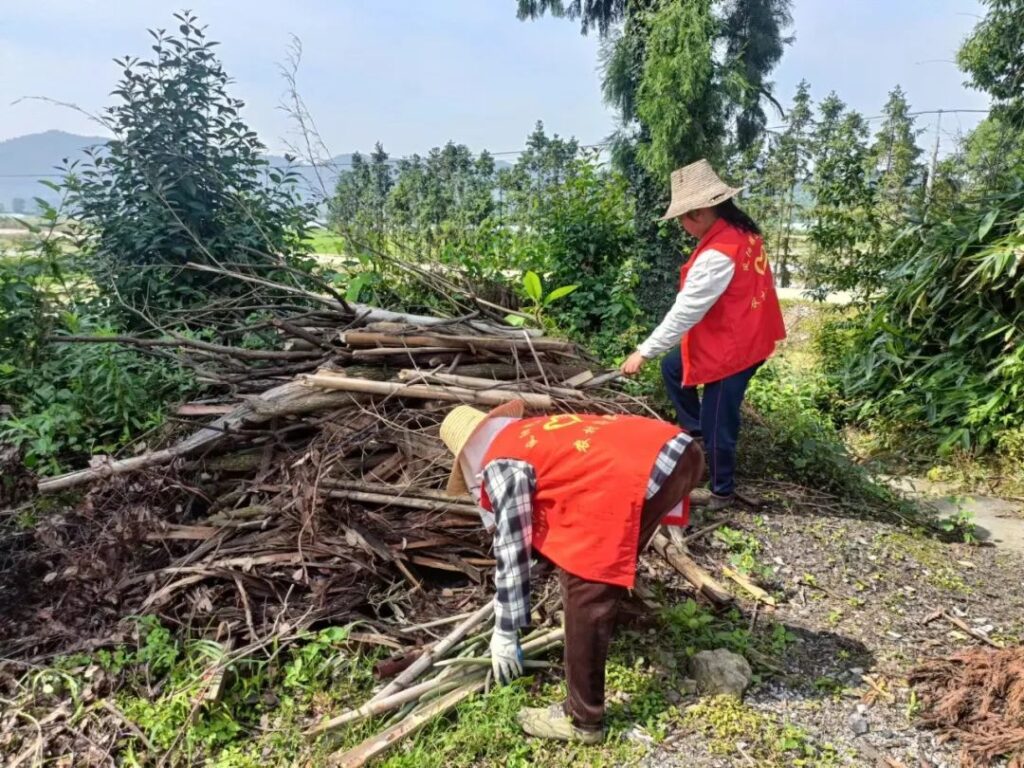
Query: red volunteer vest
679 219 786 386
480 414 682 588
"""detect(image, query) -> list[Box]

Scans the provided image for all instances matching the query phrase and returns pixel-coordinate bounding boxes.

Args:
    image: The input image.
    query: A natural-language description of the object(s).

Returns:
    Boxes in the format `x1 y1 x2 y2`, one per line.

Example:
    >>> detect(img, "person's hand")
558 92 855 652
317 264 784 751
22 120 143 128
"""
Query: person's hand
490 627 523 685
620 351 648 376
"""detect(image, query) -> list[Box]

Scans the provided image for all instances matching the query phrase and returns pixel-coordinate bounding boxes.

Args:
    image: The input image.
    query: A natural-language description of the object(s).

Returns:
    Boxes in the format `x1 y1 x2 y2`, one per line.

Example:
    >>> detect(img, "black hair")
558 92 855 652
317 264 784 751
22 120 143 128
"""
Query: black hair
712 198 762 235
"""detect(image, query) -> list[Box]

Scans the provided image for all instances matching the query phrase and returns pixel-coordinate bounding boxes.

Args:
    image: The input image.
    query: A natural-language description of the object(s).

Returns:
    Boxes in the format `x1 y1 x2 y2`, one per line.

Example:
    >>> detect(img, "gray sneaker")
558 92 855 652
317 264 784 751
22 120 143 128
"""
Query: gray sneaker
517 703 604 744
706 493 736 512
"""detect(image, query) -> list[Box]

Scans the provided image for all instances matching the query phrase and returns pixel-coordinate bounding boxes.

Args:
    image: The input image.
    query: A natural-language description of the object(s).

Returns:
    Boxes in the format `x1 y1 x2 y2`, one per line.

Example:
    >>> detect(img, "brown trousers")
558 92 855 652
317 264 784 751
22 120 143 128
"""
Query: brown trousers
561 441 704 730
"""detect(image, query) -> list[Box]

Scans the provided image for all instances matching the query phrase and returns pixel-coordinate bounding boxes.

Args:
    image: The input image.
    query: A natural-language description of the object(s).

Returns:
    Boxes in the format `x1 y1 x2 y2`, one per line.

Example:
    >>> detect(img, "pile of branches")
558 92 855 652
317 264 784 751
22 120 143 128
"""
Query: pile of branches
909 646 1024 768
0 264 648 659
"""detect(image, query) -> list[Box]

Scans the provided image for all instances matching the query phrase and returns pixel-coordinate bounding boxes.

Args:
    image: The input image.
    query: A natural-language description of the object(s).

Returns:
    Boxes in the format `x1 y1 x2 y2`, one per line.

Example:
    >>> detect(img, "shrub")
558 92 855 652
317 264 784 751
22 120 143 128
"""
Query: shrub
63 11 316 318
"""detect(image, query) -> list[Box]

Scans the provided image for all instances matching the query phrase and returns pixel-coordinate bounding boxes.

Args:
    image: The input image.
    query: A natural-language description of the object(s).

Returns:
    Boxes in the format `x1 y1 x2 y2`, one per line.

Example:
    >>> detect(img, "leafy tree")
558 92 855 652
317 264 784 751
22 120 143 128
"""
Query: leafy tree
958 0 1024 128
958 116 1024 195
516 0 628 35
868 86 925 235
634 0 720 179
804 95 876 298
498 121 580 219
518 154 641 344
64 11 315 316
718 0 794 151
330 143 394 243
759 79 812 285
827 2 1024 455
386 142 495 231
517 0 793 319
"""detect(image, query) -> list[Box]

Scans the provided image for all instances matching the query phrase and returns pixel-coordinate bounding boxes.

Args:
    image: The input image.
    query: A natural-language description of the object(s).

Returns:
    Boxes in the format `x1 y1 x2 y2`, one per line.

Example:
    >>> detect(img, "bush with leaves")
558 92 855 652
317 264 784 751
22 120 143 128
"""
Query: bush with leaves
822 2 1024 456
64 11 316 318
833 189 1024 453
513 157 644 353
1 209 194 474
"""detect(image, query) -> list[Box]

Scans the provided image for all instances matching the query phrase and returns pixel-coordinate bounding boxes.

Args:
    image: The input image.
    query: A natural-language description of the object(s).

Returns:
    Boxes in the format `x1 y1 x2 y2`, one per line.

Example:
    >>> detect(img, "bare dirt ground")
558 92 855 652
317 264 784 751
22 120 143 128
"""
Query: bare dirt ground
639 486 1024 768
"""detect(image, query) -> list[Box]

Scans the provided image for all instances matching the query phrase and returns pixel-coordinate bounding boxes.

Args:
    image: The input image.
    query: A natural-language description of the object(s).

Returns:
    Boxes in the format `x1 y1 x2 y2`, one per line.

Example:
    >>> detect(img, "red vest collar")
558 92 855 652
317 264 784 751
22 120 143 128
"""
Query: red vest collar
692 217 731 255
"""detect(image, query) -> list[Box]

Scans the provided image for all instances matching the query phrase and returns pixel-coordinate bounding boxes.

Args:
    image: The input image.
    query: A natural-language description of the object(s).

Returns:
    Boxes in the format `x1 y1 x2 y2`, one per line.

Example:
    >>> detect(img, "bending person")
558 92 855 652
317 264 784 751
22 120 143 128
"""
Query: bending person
440 401 703 743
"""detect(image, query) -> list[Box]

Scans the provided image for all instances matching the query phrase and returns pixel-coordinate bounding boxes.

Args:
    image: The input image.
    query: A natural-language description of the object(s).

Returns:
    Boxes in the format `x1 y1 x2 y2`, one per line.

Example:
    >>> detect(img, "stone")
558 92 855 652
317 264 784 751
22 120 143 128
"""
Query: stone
689 649 753 699
848 712 869 736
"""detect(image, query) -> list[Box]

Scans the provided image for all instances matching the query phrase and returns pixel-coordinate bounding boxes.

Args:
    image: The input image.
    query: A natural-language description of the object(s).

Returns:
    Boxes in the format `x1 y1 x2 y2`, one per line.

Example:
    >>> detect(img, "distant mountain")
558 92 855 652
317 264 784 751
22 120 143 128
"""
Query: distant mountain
0 130 108 213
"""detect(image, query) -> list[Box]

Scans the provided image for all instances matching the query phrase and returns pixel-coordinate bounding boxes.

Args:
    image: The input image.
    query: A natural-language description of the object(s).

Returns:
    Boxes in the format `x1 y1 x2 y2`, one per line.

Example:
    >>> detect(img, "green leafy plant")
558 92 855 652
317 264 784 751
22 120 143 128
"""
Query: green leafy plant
939 498 979 544
714 526 772 579
63 11 316 318
506 270 578 327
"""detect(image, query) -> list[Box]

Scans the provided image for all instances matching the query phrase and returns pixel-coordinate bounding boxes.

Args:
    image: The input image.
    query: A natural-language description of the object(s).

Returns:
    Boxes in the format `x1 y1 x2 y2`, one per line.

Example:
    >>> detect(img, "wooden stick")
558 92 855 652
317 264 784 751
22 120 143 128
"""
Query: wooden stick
652 531 733 606
922 608 1004 649
348 302 544 338
321 489 479 516
721 566 777 606
325 626 565 761
318 479 472 504
304 373 552 408
307 670 479 736
38 379 328 493
395 611 475 634
369 602 494 703
49 333 321 361
450 362 589 381
397 369 585 399
340 330 574 354
350 346 463 359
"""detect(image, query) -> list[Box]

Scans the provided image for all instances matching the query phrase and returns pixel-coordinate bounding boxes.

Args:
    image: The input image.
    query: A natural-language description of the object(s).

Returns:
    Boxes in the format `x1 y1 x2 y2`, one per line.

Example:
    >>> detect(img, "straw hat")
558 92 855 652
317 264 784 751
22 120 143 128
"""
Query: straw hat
659 159 744 221
440 400 526 496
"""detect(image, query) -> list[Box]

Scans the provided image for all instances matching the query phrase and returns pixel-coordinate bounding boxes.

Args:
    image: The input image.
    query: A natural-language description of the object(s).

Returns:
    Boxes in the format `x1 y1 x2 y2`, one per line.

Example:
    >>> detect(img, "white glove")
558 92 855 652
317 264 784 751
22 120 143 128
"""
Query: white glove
490 627 523 685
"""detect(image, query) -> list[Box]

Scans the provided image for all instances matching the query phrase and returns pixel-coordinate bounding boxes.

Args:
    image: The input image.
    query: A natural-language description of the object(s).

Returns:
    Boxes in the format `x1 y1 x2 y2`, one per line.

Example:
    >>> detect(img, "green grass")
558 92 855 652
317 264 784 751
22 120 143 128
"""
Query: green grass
682 695 844 767
306 229 347 255
4 595 812 767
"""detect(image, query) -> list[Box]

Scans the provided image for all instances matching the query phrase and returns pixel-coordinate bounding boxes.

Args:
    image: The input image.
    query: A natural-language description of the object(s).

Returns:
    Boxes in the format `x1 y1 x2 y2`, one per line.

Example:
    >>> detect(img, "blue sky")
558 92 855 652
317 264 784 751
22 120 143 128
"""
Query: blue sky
3 1 990 157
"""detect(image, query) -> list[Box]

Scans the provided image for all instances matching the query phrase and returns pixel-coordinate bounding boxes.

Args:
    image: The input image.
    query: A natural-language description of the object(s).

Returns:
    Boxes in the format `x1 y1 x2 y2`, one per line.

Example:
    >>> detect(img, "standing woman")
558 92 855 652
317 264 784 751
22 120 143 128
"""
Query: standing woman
621 159 786 509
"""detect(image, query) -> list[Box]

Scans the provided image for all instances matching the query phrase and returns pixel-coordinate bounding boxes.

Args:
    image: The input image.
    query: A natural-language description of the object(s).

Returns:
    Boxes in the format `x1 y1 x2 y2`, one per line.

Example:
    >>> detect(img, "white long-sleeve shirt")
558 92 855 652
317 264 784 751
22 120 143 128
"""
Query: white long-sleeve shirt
637 249 735 359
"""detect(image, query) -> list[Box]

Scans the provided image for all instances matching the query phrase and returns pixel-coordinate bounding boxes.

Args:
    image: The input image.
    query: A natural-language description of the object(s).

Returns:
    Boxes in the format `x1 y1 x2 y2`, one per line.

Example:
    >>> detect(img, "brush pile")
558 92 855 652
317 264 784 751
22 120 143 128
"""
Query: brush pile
0 266 647 660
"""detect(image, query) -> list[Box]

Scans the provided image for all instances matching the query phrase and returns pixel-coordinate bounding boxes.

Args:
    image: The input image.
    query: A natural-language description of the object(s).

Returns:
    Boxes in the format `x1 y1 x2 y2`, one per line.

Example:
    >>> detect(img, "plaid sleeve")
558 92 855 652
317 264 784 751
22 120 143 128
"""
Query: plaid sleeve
481 458 536 633
646 433 693 499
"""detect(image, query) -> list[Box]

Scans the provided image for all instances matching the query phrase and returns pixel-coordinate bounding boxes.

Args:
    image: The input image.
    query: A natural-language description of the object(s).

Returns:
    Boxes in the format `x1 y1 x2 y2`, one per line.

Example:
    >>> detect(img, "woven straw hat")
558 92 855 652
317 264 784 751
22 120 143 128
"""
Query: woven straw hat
440 400 526 496
659 159 744 221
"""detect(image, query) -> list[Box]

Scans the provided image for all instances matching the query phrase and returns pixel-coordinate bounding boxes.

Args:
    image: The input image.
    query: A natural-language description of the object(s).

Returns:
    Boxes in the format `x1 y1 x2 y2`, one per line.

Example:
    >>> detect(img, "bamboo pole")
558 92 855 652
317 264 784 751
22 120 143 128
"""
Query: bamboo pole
303 373 552 409
37 378 334 494
318 479 471 505
340 330 574 354
722 566 777 606
369 602 494 703
396 369 585 400
307 669 478 736
328 681 486 768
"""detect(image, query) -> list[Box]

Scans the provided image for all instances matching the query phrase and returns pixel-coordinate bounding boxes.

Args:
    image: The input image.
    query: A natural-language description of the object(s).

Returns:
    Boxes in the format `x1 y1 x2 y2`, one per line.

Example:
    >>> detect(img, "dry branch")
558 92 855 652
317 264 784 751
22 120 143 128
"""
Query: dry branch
652 531 733 606
303 372 553 408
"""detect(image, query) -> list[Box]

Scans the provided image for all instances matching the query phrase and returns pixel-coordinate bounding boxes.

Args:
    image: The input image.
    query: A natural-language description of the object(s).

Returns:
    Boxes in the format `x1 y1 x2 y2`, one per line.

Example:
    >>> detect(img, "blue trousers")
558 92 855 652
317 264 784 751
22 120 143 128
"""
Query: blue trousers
660 347 762 496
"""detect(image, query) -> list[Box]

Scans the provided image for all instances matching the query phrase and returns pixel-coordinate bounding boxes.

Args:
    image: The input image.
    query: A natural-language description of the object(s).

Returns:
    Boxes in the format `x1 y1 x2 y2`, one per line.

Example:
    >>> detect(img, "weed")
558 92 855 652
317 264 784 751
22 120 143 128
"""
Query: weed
766 622 797 656
660 599 752 659
938 497 979 544
714 526 773 580
683 695 842 766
